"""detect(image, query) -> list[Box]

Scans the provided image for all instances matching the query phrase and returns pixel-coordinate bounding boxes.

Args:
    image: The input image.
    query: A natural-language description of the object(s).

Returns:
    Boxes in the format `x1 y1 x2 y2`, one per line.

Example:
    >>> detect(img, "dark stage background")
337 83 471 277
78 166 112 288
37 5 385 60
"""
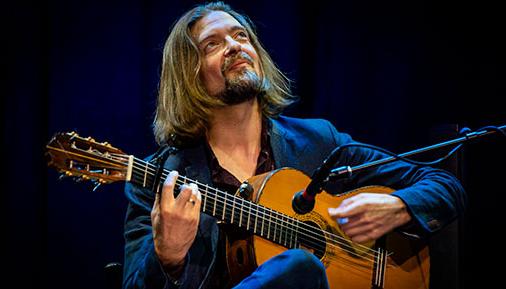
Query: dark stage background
5 1 505 289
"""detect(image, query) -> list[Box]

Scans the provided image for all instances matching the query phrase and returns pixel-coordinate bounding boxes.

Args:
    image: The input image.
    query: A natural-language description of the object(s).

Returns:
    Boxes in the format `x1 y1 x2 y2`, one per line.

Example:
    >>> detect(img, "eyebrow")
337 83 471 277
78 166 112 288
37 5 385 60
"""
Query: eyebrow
198 25 247 46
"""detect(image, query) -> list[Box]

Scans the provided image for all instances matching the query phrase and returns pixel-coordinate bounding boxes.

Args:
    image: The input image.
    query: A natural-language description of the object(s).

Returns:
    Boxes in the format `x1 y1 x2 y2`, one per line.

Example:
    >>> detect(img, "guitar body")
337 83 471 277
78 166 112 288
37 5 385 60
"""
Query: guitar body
225 167 429 289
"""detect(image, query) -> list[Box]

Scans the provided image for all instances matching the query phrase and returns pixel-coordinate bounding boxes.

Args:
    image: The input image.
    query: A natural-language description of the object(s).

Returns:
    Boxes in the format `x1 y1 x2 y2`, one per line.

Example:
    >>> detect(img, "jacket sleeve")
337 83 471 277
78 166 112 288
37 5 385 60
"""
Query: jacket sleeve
122 181 191 289
323 120 467 238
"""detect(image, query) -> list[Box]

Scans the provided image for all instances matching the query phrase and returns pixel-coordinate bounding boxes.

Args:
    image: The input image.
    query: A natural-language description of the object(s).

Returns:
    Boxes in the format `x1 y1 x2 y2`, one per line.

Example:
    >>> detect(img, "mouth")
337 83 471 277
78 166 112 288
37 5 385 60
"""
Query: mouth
227 59 251 72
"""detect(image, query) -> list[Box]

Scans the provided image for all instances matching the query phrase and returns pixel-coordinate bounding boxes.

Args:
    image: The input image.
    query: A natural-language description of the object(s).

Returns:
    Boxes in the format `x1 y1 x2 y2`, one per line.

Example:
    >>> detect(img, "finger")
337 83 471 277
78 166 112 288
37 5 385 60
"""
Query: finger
346 224 376 239
153 185 161 210
339 214 365 230
176 184 193 208
329 200 367 219
160 171 179 207
189 183 202 212
151 187 161 221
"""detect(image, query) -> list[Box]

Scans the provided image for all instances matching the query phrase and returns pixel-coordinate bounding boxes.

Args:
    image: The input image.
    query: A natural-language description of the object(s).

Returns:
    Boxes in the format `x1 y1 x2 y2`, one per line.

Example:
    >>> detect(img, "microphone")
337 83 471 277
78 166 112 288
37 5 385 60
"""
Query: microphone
292 146 344 214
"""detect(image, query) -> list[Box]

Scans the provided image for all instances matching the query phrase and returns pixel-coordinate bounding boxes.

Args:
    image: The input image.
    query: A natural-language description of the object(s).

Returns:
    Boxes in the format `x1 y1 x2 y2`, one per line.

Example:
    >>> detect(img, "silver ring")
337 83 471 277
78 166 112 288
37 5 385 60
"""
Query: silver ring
337 217 349 225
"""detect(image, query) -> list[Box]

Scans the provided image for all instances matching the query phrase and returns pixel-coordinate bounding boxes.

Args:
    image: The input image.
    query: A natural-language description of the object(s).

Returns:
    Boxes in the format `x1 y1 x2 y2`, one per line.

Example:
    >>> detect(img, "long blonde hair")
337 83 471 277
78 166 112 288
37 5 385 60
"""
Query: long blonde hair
153 1 297 145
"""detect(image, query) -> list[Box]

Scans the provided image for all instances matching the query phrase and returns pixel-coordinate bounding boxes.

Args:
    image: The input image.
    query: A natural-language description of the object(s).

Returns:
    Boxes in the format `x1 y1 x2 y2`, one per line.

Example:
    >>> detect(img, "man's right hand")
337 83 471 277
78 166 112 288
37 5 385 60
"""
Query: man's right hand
151 171 202 270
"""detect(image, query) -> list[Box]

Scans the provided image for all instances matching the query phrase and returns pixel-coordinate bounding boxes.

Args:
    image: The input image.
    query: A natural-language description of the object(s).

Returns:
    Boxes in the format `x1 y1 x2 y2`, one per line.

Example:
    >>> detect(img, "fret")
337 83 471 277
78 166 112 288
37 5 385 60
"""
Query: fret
288 217 294 247
267 209 272 240
238 198 243 227
295 219 300 248
273 210 278 242
253 203 258 234
274 212 278 242
260 206 265 237
288 217 295 248
280 215 285 244
282 215 287 246
246 200 251 231
231 195 236 224
203 186 208 212
222 192 227 220
212 189 218 216
142 161 149 187
278 214 283 244
286 216 292 247
272 213 277 243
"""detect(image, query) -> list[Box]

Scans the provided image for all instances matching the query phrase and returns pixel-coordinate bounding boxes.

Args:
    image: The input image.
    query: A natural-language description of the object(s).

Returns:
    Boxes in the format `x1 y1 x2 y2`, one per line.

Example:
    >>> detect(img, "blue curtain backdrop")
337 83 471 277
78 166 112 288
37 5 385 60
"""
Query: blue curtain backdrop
5 0 504 289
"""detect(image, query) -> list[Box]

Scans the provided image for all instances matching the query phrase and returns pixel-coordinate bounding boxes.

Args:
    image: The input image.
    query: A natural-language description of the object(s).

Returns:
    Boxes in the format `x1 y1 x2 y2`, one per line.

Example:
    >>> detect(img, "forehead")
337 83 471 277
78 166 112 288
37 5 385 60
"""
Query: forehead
192 11 244 42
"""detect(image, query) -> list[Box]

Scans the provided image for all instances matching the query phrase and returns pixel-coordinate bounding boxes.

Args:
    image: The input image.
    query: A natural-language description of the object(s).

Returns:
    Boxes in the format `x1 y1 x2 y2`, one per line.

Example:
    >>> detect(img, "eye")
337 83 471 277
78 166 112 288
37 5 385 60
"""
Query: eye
235 31 249 41
204 41 219 53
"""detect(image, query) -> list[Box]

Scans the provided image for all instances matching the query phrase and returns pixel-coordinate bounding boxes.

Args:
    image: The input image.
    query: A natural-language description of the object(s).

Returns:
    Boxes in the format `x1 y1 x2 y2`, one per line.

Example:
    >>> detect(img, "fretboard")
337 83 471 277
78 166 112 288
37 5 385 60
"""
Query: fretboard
129 157 302 248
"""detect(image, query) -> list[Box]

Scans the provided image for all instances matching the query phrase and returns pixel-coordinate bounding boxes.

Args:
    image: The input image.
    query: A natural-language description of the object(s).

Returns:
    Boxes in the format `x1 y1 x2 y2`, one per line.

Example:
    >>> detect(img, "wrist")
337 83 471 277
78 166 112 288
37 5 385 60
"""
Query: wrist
162 255 186 279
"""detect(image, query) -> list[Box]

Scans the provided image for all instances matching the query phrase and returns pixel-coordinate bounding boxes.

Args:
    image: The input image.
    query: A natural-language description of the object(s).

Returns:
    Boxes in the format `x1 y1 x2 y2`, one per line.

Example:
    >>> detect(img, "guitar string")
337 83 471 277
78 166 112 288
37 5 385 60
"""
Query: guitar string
124 157 383 262
54 136 379 274
109 156 384 264
126 157 381 260
131 165 381 267
55 148 381 265
62 146 386 276
52 140 394 276
128 160 368 252
77 151 386 267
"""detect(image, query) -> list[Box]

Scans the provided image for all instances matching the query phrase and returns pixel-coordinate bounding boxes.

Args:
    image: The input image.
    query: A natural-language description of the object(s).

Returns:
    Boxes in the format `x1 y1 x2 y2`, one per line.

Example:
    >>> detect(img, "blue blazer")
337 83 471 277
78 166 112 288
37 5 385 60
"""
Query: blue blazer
122 116 466 289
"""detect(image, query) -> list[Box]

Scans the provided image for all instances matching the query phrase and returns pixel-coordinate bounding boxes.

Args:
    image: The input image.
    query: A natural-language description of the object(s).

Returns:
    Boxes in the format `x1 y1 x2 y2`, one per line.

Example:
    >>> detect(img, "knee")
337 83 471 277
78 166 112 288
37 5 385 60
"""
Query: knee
283 249 326 275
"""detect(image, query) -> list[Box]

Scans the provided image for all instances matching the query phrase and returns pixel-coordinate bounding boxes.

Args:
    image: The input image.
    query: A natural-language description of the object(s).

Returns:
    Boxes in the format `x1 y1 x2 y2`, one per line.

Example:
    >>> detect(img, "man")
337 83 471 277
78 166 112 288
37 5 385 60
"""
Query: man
122 2 466 289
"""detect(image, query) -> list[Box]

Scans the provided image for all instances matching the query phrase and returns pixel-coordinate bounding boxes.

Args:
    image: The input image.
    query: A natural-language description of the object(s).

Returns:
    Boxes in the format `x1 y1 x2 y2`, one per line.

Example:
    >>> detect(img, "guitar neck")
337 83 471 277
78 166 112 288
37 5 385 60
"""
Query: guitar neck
129 157 301 248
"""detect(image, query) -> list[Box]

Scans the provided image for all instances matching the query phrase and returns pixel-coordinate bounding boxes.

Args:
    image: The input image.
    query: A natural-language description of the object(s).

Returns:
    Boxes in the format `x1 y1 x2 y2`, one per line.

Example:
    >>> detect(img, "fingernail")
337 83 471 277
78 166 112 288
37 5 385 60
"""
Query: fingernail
190 183 201 201
190 183 197 194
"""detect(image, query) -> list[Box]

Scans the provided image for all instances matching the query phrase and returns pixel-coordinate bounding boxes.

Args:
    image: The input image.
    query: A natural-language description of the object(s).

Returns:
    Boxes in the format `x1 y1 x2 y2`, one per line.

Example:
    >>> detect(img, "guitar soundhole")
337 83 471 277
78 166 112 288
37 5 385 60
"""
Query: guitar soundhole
299 221 326 259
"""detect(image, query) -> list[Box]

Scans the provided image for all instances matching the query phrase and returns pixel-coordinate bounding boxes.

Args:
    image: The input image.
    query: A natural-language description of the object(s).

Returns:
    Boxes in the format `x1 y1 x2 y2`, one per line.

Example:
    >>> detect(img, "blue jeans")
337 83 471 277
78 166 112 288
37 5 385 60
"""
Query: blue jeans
232 249 329 289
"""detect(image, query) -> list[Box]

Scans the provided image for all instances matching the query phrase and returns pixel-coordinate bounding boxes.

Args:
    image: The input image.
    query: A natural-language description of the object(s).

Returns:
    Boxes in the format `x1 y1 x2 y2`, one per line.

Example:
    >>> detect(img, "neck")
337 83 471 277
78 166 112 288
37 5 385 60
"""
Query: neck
207 98 262 154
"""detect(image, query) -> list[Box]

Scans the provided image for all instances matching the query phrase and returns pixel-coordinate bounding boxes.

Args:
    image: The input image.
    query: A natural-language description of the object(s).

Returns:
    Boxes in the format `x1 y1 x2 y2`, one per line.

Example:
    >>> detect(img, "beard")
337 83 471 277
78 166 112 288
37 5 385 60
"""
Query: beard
215 53 264 105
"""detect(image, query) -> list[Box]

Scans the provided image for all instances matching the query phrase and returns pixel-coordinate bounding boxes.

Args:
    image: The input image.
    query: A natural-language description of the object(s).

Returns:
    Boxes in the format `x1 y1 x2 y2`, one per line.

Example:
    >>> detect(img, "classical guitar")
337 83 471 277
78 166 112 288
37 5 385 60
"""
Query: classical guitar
45 132 430 289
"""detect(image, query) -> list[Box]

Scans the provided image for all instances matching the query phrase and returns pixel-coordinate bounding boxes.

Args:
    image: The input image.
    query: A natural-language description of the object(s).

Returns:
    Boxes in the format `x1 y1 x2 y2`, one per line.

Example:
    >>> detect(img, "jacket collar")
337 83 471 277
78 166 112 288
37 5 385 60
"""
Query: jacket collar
269 117 310 169
179 116 310 182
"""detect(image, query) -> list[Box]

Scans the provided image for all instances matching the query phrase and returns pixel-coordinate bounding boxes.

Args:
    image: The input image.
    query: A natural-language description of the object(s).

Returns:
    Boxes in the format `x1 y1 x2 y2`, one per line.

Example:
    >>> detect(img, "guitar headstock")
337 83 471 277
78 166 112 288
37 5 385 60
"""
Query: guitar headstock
46 132 133 187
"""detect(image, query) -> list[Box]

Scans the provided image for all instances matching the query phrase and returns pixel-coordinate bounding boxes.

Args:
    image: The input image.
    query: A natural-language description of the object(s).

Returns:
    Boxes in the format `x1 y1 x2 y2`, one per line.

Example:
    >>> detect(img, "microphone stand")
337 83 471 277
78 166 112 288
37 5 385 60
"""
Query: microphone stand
292 124 505 214
328 124 505 183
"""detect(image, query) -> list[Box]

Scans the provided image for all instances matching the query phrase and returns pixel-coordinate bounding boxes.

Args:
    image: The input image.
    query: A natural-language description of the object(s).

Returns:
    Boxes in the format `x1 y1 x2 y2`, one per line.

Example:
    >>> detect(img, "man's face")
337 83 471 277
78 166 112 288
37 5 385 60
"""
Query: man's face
192 11 262 103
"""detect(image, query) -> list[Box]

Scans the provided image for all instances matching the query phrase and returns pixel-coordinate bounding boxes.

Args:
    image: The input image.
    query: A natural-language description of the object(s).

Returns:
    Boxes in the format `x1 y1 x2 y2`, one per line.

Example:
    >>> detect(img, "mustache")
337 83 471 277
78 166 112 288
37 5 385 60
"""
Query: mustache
221 52 254 73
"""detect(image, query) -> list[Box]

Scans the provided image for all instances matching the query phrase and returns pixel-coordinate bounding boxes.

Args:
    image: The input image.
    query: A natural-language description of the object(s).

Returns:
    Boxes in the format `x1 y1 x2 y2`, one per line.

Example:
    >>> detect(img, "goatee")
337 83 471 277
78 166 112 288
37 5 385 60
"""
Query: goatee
216 52 264 105
218 69 263 105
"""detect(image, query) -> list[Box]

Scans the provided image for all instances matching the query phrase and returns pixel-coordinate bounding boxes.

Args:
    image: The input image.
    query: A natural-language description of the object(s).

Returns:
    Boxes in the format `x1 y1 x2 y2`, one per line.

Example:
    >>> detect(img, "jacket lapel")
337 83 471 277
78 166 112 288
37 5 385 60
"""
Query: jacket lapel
180 143 213 186
269 118 310 169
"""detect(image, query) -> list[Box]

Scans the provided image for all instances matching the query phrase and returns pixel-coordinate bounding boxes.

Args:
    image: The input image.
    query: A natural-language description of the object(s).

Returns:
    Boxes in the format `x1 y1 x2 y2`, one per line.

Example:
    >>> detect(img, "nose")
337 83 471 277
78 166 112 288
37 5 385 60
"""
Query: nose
224 36 241 57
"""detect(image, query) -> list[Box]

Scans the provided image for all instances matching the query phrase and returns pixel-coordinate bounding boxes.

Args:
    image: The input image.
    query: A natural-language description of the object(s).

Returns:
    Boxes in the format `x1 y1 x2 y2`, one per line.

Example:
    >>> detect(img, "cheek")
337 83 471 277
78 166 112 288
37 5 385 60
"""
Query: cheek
201 58 225 95
244 46 262 75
